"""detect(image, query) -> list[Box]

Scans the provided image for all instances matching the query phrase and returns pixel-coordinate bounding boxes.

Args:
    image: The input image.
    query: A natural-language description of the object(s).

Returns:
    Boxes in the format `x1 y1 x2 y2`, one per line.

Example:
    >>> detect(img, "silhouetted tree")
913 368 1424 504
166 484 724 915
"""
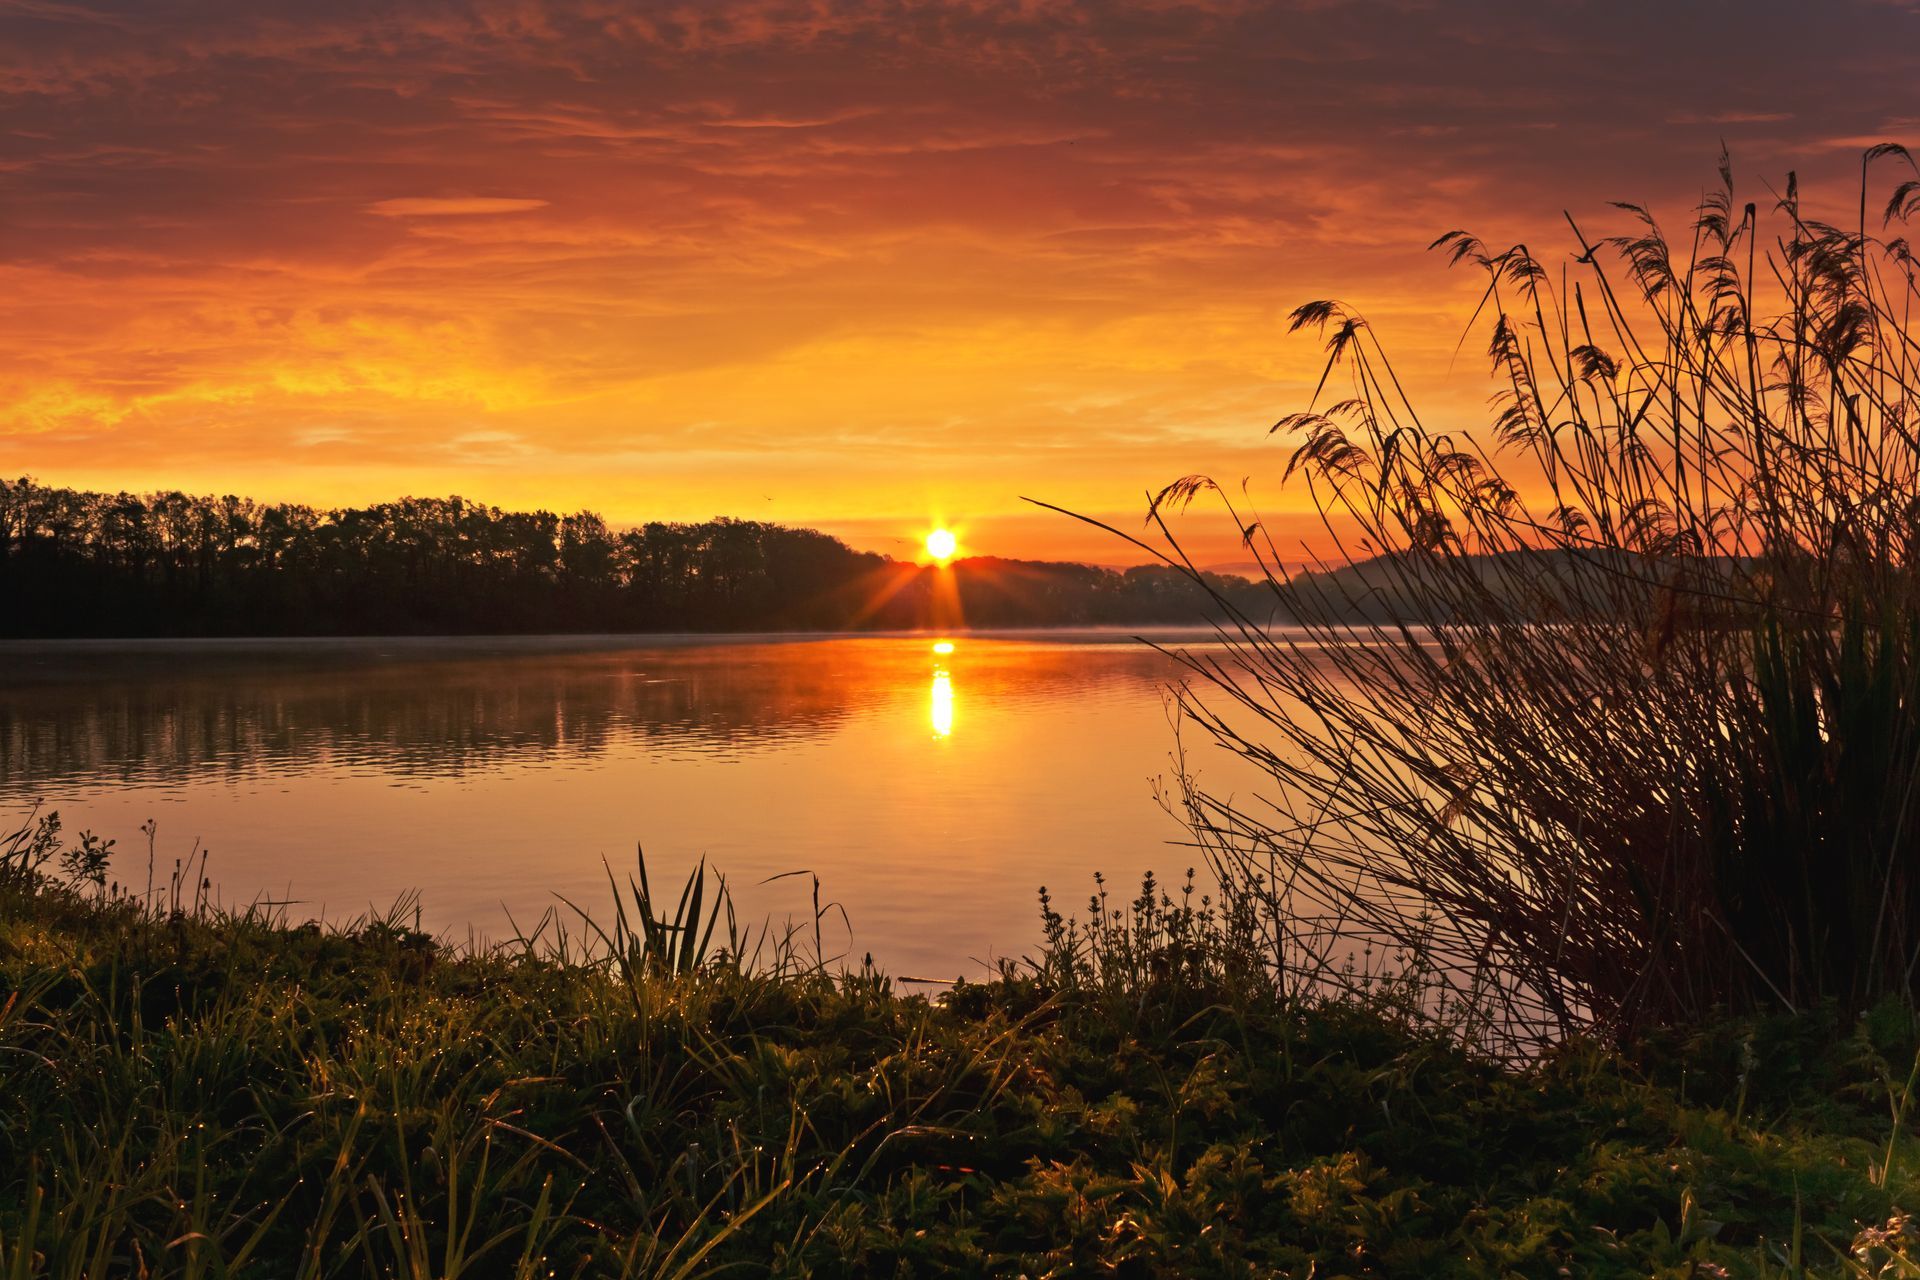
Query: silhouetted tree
0 477 1272 637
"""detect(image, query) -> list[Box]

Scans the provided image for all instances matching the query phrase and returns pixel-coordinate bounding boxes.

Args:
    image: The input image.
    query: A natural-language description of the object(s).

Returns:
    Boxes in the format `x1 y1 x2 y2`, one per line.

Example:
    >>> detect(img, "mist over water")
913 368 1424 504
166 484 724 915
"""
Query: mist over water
0 632 1256 976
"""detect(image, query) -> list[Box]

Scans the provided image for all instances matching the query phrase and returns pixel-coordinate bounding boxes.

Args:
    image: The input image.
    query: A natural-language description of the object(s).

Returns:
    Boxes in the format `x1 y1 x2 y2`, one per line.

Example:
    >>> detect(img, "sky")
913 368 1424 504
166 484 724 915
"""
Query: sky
2 0 1916 565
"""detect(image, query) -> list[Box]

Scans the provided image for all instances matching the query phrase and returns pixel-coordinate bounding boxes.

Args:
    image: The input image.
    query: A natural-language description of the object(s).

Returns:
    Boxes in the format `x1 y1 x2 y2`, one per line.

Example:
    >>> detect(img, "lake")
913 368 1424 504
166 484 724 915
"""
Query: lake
0 631 1261 977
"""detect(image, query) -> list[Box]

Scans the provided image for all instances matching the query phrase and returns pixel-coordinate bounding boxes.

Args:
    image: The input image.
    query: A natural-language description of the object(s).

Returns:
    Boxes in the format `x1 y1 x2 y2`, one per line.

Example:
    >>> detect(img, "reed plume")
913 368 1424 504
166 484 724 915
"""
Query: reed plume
1093 146 1920 1048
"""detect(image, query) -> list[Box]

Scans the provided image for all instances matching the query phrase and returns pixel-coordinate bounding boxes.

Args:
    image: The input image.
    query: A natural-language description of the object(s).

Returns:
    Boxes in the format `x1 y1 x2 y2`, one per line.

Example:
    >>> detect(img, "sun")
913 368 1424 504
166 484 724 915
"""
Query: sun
925 528 957 563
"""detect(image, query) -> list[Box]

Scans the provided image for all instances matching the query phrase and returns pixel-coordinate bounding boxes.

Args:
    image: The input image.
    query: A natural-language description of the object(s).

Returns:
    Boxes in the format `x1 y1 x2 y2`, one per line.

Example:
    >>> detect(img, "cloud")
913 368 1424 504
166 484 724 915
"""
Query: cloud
1667 111 1796 125
367 197 550 217
4 0 1920 558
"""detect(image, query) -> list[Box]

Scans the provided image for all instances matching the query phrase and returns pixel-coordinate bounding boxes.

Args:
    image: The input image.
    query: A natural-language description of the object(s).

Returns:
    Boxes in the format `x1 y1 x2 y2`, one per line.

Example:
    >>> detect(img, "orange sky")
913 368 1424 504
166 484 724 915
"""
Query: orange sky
2 0 1914 564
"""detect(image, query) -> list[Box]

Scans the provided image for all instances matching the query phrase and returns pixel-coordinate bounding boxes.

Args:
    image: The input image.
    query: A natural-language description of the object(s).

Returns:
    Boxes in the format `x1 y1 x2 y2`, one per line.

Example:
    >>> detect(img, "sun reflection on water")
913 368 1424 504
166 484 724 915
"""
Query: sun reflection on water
929 640 955 738
930 671 954 738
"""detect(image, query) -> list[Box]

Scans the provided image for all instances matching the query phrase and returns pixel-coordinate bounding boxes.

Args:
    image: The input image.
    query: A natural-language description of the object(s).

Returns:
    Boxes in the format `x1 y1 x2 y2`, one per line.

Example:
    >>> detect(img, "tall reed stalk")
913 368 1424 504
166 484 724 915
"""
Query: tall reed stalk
1070 146 1920 1048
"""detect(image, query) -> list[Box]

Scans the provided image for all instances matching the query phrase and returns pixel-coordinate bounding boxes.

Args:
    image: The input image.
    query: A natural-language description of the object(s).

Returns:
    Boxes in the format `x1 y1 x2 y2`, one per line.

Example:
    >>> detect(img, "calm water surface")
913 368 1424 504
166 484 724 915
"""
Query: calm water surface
0 632 1259 976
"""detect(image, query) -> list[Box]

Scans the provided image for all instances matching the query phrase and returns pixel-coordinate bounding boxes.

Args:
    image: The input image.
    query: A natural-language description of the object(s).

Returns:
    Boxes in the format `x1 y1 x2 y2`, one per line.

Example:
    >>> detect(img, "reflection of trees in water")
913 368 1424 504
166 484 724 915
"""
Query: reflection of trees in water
0 649 855 787
0 641 1183 789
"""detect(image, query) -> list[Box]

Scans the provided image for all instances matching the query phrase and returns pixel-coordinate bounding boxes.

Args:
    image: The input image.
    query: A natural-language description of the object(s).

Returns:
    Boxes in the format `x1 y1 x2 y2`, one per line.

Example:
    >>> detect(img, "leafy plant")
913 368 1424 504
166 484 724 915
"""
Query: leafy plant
56 829 111 893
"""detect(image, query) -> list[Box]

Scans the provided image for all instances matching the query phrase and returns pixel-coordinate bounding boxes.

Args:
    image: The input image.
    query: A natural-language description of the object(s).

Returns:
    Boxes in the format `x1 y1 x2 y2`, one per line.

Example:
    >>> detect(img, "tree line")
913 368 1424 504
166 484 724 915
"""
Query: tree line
0 478 1274 637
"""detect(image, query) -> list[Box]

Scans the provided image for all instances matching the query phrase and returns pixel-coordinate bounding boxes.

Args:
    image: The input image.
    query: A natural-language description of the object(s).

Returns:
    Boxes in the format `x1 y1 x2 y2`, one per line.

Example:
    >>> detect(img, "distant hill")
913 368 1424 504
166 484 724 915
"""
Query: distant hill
1279 548 1752 624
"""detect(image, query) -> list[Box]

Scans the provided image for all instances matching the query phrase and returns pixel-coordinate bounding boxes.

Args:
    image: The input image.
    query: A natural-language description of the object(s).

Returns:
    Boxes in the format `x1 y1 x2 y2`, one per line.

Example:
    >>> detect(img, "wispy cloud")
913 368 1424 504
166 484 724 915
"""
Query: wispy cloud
367 197 550 217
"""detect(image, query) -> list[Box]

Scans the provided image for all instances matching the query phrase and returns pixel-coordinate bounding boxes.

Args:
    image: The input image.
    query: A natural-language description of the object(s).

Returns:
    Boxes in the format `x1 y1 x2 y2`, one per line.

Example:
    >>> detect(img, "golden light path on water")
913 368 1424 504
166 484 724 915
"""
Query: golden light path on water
930 641 957 739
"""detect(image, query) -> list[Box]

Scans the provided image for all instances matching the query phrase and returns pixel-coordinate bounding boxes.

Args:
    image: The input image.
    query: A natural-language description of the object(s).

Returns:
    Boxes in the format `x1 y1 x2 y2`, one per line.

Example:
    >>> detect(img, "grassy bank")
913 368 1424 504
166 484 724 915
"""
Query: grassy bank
1 865 1918 1278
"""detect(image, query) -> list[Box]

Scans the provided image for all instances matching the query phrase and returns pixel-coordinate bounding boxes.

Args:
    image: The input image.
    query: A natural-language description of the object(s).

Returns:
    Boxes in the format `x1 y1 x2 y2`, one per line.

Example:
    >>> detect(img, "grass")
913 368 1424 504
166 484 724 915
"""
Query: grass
3 836 1920 1277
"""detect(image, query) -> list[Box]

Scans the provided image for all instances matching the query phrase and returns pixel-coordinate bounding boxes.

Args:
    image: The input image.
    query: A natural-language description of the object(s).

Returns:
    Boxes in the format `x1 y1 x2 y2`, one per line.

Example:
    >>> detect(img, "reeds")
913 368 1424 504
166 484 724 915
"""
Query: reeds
1085 146 1920 1050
